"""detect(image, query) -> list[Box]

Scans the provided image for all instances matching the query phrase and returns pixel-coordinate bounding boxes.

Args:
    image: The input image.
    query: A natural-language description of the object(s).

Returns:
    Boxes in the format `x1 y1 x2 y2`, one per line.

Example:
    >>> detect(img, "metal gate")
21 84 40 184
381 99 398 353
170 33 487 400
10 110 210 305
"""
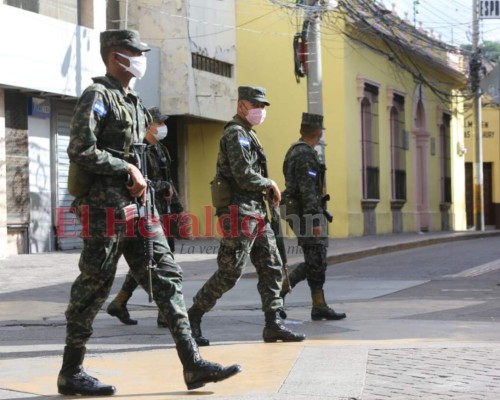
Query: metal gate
53 100 82 250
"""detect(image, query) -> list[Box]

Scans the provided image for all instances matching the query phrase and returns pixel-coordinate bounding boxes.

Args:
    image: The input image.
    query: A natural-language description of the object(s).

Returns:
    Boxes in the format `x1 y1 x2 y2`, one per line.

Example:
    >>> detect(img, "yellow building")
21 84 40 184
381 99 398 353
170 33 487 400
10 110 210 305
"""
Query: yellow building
182 0 468 238
464 100 500 228
0 1 470 256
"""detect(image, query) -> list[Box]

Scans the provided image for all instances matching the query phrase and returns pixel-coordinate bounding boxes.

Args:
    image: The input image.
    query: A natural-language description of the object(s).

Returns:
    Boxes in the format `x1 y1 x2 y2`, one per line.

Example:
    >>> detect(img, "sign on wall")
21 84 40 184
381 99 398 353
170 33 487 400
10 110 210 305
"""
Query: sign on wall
28 97 51 119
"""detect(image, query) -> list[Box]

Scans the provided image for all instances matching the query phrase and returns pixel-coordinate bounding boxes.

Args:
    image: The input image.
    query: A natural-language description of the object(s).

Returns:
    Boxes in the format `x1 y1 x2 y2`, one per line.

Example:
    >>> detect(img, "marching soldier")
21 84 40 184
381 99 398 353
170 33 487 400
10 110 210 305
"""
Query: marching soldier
187 86 306 346
280 112 346 321
107 107 184 328
57 29 240 396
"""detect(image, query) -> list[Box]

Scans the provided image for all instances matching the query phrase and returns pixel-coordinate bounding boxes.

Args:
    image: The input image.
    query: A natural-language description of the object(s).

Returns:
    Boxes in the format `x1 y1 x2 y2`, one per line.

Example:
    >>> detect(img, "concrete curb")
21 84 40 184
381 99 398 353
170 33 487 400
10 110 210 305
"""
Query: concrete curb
326 230 500 266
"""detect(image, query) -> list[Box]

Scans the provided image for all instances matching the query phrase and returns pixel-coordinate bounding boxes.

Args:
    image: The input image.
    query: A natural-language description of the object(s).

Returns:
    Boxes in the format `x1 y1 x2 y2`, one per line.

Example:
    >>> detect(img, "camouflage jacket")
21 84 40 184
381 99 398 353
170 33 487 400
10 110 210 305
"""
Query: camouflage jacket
67 74 151 209
216 114 273 216
282 139 324 218
146 142 183 215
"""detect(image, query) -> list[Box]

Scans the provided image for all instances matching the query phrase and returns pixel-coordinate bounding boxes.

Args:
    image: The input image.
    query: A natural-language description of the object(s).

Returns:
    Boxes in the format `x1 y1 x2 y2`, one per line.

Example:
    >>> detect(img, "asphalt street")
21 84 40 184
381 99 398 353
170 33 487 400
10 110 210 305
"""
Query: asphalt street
1 230 500 399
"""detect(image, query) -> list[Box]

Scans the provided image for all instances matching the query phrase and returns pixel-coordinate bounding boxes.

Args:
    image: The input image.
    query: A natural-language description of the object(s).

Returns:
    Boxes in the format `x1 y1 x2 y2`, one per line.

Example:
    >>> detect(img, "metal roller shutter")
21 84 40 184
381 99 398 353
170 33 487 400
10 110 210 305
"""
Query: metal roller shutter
53 100 83 250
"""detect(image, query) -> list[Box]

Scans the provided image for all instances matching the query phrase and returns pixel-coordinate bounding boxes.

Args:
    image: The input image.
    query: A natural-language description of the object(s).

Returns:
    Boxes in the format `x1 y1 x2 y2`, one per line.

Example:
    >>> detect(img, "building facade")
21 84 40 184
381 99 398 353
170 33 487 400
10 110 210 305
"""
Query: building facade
464 100 500 228
0 0 238 257
0 0 470 258
0 0 108 256
213 0 468 238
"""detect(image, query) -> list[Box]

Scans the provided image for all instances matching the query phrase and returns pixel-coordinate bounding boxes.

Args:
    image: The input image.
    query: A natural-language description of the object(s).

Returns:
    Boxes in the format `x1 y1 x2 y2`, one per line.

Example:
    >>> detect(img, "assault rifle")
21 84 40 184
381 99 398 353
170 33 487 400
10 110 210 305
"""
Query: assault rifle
154 144 172 216
321 194 333 223
131 143 157 303
249 130 292 297
268 188 292 295
318 163 333 224
270 203 292 295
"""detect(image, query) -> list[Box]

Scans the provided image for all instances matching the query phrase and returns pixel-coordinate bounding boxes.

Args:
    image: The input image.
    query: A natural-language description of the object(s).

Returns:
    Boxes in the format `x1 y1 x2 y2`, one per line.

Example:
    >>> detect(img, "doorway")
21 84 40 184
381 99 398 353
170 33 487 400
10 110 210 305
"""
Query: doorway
465 162 494 228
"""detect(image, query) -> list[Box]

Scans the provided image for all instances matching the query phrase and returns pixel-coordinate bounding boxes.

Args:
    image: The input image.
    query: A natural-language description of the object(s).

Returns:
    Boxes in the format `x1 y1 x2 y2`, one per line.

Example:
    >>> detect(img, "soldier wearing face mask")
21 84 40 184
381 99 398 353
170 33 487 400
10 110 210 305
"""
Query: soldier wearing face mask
187 86 306 346
58 29 240 396
107 107 185 328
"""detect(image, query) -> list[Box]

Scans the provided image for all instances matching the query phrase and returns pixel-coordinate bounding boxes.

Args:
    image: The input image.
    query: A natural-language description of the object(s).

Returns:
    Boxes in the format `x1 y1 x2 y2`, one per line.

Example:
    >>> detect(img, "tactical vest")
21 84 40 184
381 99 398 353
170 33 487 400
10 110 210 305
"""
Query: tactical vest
219 121 268 186
68 76 151 197
281 140 325 211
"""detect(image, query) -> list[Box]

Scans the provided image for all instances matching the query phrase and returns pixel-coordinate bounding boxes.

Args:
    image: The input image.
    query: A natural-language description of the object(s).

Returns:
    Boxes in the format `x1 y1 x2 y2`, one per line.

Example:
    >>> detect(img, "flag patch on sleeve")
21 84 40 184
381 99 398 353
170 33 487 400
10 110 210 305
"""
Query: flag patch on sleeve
93 100 108 117
308 170 317 178
239 137 250 147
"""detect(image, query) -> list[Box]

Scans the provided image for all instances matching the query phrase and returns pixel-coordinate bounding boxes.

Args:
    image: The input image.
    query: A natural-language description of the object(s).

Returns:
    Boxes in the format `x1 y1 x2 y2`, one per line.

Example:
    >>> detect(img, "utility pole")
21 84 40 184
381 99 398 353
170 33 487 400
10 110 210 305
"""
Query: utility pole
305 0 325 162
413 0 420 28
472 0 484 231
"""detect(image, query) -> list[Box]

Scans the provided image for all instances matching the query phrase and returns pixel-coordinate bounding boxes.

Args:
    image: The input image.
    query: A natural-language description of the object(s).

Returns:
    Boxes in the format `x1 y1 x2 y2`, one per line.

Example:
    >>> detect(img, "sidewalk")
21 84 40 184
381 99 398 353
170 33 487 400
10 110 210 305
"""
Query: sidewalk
1 230 500 399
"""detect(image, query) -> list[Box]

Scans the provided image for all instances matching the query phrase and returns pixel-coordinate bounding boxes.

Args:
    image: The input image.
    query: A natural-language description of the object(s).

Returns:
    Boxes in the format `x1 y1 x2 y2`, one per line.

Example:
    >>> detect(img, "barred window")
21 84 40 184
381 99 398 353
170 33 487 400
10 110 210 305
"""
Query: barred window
361 83 380 199
390 94 406 200
440 113 452 203
191 53 233 78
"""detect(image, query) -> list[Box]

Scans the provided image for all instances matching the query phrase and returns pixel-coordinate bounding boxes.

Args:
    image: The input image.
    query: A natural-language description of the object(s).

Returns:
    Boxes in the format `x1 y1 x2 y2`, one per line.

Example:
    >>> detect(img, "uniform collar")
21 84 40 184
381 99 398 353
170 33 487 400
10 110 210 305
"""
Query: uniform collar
233 114 253 131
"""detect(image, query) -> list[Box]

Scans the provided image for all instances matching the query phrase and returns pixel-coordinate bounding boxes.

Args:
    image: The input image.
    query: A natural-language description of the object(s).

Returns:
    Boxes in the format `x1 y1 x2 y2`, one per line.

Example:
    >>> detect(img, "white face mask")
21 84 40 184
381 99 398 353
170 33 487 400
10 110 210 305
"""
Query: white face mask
246 108 266 126
155 125 168 140
115 52 147 79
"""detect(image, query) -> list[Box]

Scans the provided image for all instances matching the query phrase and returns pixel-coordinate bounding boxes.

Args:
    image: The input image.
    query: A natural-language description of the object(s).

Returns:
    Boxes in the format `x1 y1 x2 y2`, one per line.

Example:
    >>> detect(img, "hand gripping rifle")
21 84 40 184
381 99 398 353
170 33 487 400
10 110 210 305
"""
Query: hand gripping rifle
131 143 157 303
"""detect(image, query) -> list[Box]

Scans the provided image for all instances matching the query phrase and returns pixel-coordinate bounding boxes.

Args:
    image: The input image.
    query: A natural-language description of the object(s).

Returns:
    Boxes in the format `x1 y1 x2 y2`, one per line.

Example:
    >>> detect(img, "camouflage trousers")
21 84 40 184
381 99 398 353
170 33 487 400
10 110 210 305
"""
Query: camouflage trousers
64 203 191 348
192 213 284 313
119 271 140 296
118 217 177 297
287 215 328 290
289 244 327 290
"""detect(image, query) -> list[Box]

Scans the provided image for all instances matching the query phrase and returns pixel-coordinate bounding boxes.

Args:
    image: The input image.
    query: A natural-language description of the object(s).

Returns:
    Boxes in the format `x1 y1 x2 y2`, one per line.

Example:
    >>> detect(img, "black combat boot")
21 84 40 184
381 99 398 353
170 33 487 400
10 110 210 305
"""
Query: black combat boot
262 311 306 343
311 289 346 321
176 337 241 390
57 346 116 396
188 306 210 346
106 290 137 325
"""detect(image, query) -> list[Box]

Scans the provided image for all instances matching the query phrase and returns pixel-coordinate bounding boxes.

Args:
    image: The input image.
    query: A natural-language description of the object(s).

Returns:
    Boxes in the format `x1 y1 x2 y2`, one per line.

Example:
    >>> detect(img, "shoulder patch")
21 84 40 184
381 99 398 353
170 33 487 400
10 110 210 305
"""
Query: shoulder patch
93 100 108 117
239 137 251 148
307 170 318 178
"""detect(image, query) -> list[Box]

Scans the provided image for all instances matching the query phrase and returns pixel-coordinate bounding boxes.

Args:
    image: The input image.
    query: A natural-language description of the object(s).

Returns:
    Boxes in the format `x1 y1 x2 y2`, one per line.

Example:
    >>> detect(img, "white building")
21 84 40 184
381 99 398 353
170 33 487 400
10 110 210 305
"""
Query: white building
0 0 237 257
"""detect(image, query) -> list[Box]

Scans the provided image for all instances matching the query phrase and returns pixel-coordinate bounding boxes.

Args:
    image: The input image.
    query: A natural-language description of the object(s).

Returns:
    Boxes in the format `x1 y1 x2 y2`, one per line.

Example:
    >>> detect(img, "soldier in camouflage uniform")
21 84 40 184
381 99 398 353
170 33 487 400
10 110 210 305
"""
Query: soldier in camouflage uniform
280 112 346 321
107 107 183 328
57 29 240 397
187 86 306 346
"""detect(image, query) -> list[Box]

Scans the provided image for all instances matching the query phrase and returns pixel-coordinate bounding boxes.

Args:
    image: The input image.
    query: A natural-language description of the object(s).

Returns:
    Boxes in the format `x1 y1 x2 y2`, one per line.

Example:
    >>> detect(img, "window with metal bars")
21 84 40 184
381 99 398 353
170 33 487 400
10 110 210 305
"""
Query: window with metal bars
390 94 406 200
361 83 380 199
440 113 452 203
191 53 233 78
